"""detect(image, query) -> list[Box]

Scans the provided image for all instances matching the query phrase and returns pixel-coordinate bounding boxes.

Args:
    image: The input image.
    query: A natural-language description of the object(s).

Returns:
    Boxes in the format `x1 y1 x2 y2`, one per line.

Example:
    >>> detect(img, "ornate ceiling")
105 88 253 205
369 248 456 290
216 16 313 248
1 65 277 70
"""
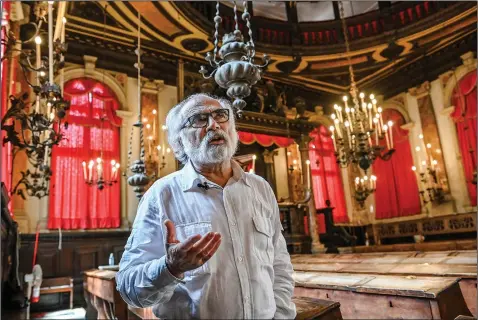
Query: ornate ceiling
63 1 476 108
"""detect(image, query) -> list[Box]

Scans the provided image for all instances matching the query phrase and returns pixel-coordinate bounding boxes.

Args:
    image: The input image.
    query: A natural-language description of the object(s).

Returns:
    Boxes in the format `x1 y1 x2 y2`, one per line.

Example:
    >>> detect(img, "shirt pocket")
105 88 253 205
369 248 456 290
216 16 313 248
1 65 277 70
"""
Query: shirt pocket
252 213 274 265
176 222 212 278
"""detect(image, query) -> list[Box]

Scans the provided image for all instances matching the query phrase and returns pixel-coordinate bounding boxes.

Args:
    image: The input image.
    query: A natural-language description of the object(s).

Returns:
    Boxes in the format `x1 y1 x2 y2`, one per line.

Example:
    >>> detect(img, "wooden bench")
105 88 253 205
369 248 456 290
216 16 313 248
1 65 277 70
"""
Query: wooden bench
293 271 472 319
39 277 74 309
347 239 477 253
83 269 343 320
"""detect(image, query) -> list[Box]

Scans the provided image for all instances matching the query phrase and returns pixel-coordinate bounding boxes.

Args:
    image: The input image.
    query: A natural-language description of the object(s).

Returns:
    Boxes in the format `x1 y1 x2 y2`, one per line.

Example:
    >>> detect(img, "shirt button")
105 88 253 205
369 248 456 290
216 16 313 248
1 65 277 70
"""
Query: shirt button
244 296 249 303
231 221 237 226
238 256 244 262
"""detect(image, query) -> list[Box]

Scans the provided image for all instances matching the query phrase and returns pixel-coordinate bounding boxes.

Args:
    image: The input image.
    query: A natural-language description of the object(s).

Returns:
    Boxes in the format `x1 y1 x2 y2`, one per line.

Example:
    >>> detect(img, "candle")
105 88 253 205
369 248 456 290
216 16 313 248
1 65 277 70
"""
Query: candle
415 146 422 172
331 134 337 152
426 143 432 164
387 121 394 148
368 103 373 129
60 17 66 93
305 159 311 189
345 121 352 148
334 119 342 138
48 2 54 84
371 175 377 189
44 146 49 165
367 132 372 146
88 160 93 181
111 160 116 180
377 107 384 131
374 125 379 145
351 107 356 123
152 109 157 137
148 136 153 155
383 125 390 149
252 154 257 172
35 36 42 113
355 177 360 190
96 157 103 179
82 161 87 180
359 92 365 109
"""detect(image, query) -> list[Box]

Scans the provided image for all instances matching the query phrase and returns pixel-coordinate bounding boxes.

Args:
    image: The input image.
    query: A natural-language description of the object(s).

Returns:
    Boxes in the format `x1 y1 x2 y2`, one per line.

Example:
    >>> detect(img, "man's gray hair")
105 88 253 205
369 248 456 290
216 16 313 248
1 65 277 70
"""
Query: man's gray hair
165 93 235 164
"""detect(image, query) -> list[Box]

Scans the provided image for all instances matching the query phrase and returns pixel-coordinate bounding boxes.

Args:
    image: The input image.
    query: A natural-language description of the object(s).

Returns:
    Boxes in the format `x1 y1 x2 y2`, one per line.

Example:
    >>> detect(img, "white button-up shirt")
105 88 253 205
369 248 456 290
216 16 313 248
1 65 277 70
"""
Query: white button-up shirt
116 161 296 319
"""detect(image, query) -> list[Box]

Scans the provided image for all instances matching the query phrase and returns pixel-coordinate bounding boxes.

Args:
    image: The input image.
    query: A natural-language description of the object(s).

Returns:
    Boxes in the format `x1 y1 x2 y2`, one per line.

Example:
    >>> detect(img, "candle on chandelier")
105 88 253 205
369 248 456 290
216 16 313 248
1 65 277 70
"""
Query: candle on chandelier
345 107 352 131
368 104 373 129
60 17 66 93
387 121 394 148
373 118 379 145
371 175 377 189
252 154 257 172
88 160 94 181
331 134 337 152
345 121 352 148
415 146 422 172
305 159 311 189
355 177 360 191
34 36 42 113
152 109 157 137
342 96 348 110
383 125 390 150
359 92 365 108
48 1 54 84
82 161 87 181
426 143 432 164
377 107 384 131
367 132 372 146
148 136 153 155
44 146 49 166
334 119 342 138
350 107 356 123
111 160 116 180
97 157 103 179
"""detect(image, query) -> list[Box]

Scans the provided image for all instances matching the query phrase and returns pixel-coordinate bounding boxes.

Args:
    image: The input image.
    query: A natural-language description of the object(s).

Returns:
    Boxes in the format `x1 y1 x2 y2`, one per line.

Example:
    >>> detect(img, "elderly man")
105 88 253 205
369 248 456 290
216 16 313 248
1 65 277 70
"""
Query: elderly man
116 93 296 319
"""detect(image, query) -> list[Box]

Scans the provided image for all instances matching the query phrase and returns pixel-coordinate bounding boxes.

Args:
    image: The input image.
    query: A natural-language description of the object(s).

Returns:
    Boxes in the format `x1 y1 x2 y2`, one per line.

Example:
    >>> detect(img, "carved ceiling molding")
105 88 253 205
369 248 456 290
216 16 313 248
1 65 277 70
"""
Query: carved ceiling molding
408 81 431 99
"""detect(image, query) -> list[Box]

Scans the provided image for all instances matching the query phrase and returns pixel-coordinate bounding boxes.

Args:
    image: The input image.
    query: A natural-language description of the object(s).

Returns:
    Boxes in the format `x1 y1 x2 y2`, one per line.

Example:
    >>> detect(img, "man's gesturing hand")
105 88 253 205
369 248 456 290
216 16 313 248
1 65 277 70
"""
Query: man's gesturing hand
164 219 222 278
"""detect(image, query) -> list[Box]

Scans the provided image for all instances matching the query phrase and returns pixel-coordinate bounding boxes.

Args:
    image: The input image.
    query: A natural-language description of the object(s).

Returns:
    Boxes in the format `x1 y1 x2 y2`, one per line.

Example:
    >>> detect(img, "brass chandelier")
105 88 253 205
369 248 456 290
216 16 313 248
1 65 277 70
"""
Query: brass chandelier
329 2 395 173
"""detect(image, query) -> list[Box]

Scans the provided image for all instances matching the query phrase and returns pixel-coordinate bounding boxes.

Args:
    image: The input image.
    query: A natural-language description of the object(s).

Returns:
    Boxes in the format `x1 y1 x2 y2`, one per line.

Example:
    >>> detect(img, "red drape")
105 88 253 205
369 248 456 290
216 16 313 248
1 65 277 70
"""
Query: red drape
309 126 349 234
373 109 421 219
238 131 294 148
451 71 477 206
48 78 122 229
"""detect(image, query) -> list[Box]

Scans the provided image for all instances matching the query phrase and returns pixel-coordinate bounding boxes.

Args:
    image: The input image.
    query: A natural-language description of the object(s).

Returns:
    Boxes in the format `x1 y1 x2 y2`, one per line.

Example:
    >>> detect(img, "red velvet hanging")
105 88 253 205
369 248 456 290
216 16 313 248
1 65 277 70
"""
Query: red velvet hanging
309 126 349 234
48 78 122 229
451 71 477 206
373 109 421 219
238 131 295 148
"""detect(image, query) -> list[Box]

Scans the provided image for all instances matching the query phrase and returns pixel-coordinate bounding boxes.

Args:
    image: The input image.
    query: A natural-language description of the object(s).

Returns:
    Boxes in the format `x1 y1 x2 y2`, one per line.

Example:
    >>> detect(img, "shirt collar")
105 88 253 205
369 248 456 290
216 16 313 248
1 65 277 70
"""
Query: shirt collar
180 160 251 192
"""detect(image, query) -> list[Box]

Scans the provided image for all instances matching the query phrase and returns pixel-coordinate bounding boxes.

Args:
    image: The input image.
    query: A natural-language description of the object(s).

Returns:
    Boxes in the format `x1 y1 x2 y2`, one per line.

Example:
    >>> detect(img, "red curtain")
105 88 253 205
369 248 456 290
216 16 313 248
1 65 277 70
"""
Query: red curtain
48 78 122 229
451 71 477 206
238 131 294 148
373 109 421 219
309 126 348 234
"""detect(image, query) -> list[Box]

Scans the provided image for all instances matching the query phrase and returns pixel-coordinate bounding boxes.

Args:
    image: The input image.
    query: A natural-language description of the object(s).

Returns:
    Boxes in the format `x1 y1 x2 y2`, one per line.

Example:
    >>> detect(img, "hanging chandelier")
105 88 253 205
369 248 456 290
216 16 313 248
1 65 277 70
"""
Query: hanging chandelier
329 1 395 172
353 173 377 207
81 117 120 191
199 1 269 117
2 1 69 199
411 134 445 205
123 12 156 199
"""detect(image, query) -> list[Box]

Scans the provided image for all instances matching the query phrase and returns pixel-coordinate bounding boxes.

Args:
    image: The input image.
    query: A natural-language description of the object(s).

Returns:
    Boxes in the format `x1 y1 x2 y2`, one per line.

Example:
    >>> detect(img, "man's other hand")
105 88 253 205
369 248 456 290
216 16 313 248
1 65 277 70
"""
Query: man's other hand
164 219 222 278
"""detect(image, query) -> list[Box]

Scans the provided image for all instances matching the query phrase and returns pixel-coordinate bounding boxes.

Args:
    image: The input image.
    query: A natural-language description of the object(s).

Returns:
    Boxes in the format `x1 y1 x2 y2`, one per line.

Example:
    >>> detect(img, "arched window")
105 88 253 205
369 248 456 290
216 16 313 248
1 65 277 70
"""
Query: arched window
48 78 122 229
309 126 348 233
373 109 421 219
451 71 477 206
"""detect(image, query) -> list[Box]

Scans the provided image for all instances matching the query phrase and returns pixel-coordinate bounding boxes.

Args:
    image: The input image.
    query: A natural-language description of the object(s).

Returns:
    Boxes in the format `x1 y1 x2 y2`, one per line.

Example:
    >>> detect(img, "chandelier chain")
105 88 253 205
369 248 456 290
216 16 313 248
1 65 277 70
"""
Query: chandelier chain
213 2 221 64
233 1 239 31
338 1 359 107
242 1 255 59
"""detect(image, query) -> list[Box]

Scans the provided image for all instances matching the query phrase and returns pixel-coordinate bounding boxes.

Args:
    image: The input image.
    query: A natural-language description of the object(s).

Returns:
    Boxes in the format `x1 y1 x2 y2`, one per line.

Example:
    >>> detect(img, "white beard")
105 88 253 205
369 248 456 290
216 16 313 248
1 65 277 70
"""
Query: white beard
182 128 238 165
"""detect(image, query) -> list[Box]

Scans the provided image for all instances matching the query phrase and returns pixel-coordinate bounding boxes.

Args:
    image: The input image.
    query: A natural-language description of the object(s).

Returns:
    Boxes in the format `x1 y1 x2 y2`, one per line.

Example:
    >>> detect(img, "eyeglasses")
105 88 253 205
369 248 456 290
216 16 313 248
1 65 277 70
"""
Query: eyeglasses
184 108 230 128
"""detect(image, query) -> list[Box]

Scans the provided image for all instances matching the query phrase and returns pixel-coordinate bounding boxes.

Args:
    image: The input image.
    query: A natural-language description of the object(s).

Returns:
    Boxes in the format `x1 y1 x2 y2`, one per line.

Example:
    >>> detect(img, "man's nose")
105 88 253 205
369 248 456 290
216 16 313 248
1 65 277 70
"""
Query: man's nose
205 115 220 131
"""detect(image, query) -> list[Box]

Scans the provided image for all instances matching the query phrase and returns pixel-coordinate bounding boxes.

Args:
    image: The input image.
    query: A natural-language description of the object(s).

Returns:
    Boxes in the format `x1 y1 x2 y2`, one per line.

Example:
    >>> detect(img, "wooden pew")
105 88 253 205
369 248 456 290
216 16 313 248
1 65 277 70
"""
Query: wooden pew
348 239 477 253
293 271 472 319
84 269 343 320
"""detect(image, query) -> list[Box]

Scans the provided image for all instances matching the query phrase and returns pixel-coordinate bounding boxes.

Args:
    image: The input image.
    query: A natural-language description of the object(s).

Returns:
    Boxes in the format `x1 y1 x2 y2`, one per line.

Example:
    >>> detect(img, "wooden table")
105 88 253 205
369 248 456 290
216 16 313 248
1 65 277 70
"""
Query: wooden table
293 271 472 319
291 251 477 316
84 269 343 320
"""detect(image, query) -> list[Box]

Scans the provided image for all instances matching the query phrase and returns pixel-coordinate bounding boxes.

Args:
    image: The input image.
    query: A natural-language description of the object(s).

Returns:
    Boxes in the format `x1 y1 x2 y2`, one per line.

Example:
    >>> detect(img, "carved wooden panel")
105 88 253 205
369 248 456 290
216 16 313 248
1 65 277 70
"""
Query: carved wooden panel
375 213 476 239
